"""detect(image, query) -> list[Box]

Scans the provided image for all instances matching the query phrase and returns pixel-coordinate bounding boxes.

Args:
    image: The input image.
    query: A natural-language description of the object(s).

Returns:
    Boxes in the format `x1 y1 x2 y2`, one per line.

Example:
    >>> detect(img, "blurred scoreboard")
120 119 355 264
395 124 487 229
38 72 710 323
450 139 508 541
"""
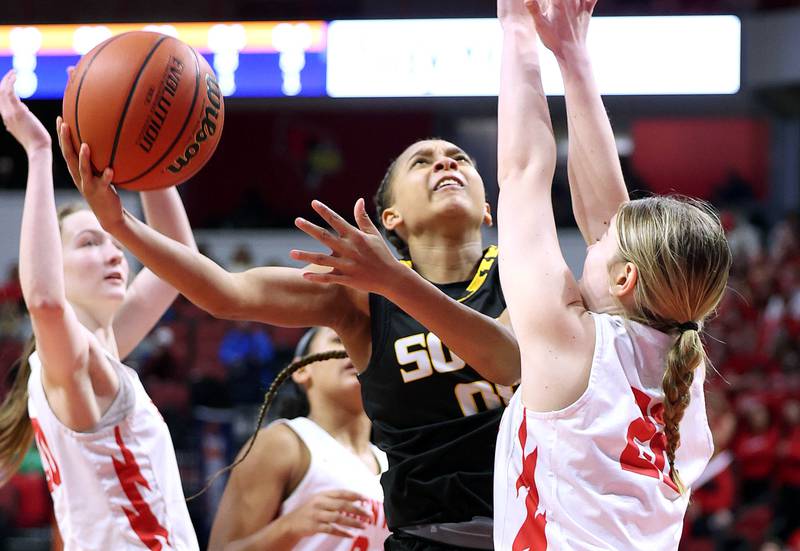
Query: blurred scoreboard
0 21 329 99
0 16 741 100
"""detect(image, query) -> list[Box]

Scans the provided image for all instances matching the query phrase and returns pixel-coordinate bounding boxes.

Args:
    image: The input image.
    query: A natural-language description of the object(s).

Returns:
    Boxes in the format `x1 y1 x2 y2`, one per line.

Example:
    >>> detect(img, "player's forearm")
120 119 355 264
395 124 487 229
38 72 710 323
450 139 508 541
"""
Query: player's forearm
558 48 628 244
222 517 302 551
497 22 556 189
19 148 66 310
139 187 198 251
384 268 520 385
108 209 238 318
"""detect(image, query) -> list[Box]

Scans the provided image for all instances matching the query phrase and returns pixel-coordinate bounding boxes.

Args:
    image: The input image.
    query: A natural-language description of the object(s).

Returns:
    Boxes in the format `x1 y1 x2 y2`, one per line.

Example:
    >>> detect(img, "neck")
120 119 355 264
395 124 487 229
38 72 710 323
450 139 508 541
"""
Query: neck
72 304 118 357
308 400 372 455
407 231 484 284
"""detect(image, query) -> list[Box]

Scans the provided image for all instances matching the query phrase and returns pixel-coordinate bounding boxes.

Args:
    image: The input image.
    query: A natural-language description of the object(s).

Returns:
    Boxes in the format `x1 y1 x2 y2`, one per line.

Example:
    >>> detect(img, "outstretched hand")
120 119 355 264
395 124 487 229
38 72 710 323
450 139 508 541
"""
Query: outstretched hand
290 198 405 296
0 70 51 155
56 117 122 231
525 0 596 59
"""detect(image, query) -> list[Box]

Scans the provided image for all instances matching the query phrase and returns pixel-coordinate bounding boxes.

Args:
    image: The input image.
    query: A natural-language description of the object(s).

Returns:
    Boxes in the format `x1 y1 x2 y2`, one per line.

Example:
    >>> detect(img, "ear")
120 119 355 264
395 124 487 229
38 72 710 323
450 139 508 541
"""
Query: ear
483 202 493 227
291 365 311 388
381 206 403 233
610 261 638 301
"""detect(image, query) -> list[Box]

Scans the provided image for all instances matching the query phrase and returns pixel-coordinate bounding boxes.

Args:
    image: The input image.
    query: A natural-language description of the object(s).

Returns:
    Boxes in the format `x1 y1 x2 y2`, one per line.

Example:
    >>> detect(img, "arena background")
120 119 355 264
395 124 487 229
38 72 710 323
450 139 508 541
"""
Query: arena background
0 0 799 549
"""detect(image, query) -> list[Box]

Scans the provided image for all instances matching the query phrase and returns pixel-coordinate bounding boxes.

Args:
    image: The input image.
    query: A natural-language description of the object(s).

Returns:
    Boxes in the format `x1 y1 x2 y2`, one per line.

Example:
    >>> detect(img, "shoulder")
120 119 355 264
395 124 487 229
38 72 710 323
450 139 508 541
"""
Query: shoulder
238 422 305 469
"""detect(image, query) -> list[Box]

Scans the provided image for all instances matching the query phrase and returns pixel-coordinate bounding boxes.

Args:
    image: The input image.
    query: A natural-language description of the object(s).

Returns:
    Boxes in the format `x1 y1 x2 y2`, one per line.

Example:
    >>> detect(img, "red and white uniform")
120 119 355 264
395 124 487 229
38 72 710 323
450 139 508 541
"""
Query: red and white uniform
27 351 198 550
275 417 390 551
494 313 713 550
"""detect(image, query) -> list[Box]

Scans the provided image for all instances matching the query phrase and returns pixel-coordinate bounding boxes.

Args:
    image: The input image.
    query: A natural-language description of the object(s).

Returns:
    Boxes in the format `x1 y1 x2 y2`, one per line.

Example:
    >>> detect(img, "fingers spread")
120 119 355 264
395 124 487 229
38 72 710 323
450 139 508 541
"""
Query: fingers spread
290 249 349 271
295 217 345 253
311 200 355 237
354 198 379 235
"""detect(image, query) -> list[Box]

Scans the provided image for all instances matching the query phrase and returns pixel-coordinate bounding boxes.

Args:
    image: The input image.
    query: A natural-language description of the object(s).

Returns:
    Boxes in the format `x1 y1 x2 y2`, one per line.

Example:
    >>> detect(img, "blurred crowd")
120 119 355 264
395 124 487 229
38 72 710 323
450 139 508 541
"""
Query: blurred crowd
0 204 798 549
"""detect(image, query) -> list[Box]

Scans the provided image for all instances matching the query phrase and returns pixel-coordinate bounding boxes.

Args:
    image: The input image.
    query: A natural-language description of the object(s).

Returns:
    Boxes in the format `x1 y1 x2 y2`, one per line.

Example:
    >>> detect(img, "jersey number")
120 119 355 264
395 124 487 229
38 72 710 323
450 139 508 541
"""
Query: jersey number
619 387 679 493
395 333 513 416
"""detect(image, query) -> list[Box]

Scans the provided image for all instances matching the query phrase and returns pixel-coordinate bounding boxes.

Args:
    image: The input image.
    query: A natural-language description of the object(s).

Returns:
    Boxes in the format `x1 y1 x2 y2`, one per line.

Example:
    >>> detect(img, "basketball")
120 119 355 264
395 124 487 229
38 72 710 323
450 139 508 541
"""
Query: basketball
62 31 224 191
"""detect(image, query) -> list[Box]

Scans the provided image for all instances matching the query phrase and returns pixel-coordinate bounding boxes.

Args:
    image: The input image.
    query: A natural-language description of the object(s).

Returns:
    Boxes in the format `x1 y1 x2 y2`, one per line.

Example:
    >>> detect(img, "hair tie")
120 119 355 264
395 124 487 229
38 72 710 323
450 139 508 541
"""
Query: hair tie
677 321 699 333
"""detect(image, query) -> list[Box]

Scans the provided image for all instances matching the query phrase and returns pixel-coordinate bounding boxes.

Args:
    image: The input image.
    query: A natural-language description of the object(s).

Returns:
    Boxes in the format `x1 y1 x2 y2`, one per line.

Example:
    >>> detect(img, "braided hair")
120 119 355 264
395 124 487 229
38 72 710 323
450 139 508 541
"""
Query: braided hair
187 328 348 501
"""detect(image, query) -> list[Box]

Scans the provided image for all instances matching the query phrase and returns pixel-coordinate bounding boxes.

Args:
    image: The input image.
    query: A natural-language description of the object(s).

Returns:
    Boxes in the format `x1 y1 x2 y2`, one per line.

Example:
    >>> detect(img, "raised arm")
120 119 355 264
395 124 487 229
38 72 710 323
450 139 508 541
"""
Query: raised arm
1 71 90 385
497 0 594 410
111 188 198 359
530 0 628 244
290 199 521 386
55 122 361 348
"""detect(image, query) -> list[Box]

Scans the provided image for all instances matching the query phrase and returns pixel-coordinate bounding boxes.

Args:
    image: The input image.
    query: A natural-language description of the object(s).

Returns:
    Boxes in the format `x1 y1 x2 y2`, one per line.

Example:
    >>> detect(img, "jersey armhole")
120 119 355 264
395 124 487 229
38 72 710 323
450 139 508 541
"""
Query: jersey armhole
359 293 389 379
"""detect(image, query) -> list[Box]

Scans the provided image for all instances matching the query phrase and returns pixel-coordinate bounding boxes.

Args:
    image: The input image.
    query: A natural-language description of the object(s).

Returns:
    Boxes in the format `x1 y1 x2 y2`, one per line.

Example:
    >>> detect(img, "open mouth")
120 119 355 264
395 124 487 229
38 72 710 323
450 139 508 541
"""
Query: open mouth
433 177 465 192
104 273 124 282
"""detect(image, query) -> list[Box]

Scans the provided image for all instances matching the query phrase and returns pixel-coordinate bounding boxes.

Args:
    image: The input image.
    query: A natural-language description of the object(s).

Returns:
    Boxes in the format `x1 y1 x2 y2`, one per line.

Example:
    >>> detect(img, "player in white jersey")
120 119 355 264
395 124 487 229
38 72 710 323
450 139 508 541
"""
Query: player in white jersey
0 70 199 550
494 0 731 549
209 326 389 551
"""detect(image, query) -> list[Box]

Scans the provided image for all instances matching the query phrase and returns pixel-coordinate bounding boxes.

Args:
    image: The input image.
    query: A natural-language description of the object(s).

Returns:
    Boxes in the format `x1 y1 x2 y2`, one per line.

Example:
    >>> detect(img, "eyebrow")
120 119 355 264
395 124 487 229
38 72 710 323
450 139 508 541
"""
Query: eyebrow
406 146 469 164
73 229 122 249
74 229 104 241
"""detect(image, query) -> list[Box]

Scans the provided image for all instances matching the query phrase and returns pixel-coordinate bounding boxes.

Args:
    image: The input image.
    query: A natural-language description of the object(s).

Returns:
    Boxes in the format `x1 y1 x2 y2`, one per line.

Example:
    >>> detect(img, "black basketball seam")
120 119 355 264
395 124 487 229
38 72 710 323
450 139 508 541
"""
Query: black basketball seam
73 33 127 156
116 43 202 186
107 34 169 172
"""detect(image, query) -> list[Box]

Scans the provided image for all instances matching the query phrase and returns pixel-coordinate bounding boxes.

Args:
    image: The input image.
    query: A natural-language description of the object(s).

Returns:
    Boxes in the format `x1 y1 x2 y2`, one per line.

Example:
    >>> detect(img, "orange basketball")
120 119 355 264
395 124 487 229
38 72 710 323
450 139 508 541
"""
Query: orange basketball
62 31 224 191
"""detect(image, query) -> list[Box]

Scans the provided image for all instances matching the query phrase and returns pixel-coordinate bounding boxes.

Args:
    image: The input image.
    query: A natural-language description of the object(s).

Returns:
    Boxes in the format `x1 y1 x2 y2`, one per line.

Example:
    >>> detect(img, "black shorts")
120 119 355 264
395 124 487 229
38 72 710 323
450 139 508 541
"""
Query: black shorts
385 532 491 551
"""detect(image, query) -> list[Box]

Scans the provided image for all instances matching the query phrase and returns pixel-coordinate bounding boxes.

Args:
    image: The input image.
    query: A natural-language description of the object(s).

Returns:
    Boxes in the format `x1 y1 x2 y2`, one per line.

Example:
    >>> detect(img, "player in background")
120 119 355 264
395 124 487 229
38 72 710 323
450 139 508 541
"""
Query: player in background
209 327 389 551
0 69 199 550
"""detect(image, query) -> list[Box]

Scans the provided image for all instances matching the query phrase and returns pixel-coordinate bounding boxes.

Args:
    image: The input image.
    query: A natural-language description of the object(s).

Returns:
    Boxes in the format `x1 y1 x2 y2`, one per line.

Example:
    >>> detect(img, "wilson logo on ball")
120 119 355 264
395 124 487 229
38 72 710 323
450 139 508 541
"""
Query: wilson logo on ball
167 73 222 174
138 57 184 153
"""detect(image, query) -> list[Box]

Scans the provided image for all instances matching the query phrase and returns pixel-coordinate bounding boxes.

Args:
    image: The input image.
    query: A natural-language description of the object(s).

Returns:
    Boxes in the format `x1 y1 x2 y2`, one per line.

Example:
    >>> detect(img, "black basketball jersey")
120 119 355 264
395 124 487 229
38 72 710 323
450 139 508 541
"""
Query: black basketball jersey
359 246 512 530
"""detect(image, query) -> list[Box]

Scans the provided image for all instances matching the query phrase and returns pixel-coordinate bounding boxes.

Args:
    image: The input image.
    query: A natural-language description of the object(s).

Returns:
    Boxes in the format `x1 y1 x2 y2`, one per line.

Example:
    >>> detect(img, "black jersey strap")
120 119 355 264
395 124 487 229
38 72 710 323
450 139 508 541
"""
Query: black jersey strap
399 245 498 304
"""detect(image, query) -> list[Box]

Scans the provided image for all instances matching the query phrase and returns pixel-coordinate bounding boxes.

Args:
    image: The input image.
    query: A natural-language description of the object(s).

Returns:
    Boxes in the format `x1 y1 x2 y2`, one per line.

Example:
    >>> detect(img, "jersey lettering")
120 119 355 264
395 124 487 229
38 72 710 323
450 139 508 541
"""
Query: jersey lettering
455 381 503 416
395 332 467 382
619 387 679 493
426 333 466 373
31 418 61 492
395 333 511 417
395 334 434 383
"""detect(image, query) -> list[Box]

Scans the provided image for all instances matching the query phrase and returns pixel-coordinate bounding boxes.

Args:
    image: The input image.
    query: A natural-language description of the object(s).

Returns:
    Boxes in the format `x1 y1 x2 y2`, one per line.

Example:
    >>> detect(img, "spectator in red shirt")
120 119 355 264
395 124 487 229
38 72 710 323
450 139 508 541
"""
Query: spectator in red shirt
775 399 800 541
733 398 781 505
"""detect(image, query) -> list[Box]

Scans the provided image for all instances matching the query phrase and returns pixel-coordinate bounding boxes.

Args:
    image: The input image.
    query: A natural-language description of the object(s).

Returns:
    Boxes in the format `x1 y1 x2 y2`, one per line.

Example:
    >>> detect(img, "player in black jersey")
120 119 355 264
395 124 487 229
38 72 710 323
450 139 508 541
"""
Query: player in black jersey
62 131 520 549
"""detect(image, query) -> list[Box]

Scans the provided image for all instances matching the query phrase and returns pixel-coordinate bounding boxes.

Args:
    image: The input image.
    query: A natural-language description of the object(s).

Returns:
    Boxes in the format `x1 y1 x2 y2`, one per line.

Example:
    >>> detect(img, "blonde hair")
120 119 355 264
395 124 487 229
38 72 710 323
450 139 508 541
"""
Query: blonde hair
615 196 731 492
0 202 88 486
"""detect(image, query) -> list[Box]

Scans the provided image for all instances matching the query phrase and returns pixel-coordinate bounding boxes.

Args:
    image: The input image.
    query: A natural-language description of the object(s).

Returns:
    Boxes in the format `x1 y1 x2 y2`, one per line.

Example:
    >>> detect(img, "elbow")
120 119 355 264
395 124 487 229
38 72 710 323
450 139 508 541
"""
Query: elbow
205 298 246 322
26 296 66 319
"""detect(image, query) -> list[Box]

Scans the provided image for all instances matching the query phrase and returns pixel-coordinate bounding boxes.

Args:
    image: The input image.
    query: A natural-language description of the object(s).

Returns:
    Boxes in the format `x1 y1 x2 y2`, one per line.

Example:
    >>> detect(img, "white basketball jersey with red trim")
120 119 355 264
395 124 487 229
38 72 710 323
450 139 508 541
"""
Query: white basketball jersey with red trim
276 417 390 551
27 351 198 550
494 314 713 551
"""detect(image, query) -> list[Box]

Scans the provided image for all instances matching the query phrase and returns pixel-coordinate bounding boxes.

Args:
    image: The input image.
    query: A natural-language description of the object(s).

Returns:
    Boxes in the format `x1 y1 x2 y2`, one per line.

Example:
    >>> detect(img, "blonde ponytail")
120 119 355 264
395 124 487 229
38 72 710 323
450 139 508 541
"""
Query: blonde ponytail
616 197 731 493
661 328 704 492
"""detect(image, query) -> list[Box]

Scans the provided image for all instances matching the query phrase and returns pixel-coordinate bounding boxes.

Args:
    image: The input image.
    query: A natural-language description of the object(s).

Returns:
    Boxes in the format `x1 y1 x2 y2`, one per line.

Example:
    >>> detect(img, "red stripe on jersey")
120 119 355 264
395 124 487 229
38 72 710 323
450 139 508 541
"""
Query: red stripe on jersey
30 418 61 492
513 411 548 551
112 426 171 550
